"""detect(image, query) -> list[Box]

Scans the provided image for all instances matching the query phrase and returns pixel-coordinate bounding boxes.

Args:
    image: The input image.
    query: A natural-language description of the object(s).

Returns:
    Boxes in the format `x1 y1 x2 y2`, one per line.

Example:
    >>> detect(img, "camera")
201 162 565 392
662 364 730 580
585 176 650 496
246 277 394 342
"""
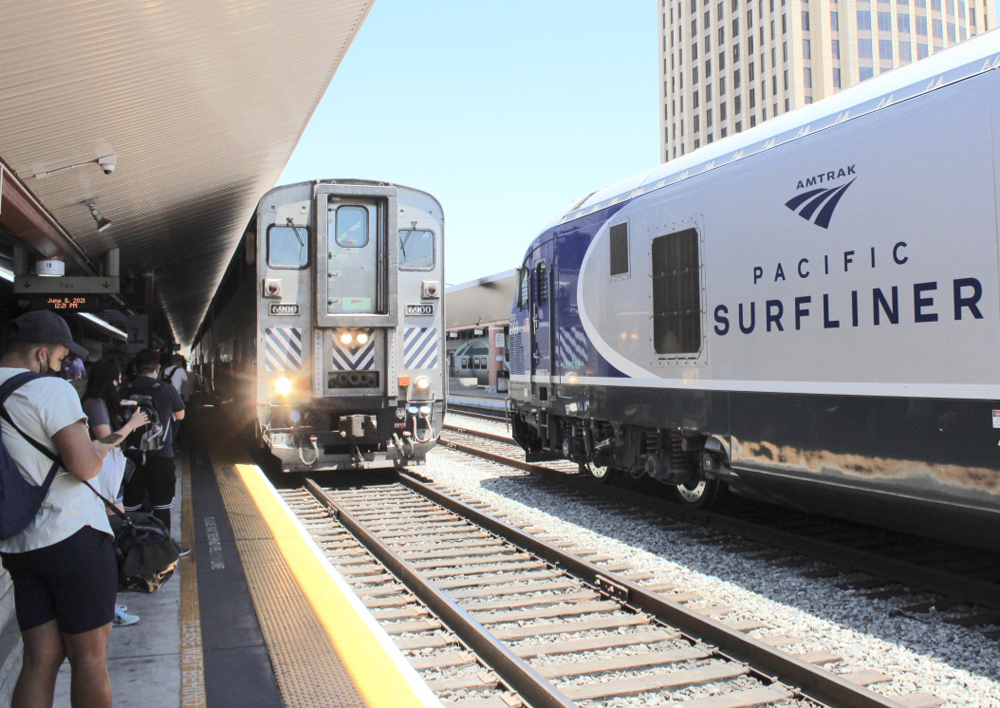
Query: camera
98 154 117 175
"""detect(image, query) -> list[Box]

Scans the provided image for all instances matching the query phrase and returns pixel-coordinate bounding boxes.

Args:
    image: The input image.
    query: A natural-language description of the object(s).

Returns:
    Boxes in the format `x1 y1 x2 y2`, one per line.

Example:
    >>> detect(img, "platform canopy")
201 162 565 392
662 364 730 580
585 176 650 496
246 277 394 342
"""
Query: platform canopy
0 0 374 345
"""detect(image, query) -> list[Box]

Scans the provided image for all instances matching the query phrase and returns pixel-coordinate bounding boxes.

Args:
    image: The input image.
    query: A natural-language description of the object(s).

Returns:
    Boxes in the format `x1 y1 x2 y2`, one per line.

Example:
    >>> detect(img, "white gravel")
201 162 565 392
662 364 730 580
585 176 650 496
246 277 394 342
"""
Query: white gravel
426 416 1000 707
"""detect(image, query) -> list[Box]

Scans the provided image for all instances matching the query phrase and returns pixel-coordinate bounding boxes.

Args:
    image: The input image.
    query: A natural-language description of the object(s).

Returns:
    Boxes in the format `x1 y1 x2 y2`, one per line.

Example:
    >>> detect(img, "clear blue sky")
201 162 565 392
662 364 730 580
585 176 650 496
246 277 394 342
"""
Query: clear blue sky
278 1 659 286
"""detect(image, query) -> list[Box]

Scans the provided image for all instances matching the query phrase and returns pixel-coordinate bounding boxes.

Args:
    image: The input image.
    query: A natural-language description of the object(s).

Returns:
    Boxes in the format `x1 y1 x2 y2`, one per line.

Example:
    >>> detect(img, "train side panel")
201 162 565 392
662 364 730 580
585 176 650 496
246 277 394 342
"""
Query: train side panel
509 47 1000 547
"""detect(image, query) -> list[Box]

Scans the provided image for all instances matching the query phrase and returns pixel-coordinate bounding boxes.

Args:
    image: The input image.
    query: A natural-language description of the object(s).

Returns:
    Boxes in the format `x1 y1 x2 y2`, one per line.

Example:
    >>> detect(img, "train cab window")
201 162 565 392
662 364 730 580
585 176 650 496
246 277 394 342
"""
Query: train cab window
517 267 529 309
334 206 369 248
267 224 310 269
610 223 630 278
651 228 702 356
399 229 435 269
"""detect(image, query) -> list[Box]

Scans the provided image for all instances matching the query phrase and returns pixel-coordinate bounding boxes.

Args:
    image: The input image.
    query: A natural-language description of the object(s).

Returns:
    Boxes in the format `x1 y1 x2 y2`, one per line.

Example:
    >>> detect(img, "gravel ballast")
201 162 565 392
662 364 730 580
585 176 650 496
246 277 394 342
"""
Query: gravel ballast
422 415 1000 706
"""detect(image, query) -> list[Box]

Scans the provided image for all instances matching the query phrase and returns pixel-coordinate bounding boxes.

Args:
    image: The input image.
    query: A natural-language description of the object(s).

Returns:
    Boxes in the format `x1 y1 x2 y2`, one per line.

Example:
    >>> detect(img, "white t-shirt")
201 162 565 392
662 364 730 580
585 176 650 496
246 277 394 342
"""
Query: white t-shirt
0 369 112 553
163 366 188 396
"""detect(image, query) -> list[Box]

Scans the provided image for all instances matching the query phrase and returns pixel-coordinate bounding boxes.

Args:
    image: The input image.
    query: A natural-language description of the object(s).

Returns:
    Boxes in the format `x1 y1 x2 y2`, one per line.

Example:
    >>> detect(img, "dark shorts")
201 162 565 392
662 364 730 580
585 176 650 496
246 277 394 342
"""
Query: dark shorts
0 526 117 634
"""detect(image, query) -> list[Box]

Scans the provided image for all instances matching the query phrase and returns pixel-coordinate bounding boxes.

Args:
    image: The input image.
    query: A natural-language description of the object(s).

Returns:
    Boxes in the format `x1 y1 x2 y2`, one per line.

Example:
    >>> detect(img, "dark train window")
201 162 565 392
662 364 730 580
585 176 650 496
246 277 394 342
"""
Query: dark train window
609 223 630 278
267 224 310 269
399 229 434 270
461 357 469 369
651 228 702 356
335 206 369 248
517 267 529 309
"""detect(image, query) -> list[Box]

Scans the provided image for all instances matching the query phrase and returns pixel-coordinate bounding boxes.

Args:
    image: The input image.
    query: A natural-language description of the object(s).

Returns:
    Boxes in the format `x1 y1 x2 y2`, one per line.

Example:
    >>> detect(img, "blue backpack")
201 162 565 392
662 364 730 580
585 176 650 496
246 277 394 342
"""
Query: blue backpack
0 372 61 540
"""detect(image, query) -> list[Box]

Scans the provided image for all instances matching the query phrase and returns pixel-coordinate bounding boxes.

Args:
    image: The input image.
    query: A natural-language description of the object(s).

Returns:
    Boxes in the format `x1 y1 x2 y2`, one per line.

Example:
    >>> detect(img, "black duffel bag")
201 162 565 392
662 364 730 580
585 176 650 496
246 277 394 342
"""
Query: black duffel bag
108 511 181 593
88 482 181 593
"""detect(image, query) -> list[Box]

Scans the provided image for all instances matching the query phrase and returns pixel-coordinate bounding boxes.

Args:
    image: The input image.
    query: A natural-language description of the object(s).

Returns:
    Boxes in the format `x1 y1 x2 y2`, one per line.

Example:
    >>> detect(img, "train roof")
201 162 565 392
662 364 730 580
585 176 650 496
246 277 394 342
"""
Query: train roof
549 28 1000 230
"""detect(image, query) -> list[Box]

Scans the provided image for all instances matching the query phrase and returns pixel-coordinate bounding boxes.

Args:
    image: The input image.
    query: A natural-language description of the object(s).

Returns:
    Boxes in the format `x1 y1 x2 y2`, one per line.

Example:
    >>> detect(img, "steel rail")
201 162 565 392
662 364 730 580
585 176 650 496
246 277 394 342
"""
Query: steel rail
396 470 908 708
441 425 1000 611
301 478 577 708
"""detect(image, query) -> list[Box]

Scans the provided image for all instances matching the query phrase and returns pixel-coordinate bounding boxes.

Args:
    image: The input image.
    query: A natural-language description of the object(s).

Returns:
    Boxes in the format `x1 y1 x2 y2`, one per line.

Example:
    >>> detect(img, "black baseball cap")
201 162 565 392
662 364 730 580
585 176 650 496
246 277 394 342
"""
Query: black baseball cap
14 310 88 358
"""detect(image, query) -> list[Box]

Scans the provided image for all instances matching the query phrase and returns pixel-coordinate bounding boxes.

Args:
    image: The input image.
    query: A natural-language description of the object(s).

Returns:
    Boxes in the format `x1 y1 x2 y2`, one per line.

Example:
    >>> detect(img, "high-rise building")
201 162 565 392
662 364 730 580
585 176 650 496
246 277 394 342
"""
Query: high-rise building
659 0 995 162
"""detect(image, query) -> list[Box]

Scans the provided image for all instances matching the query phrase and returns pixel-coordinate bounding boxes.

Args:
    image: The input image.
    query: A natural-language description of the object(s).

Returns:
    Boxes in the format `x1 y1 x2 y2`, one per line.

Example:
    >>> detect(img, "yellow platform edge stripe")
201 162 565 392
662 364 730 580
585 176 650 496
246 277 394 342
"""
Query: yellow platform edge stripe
232 464 442 708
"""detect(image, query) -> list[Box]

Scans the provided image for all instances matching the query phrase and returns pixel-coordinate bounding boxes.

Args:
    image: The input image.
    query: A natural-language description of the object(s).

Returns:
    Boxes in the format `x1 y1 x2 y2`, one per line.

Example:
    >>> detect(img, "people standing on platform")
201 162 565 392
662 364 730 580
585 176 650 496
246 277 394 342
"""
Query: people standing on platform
160 354 188 397
81 358 150 628
121 349 187 545
0 311 126 708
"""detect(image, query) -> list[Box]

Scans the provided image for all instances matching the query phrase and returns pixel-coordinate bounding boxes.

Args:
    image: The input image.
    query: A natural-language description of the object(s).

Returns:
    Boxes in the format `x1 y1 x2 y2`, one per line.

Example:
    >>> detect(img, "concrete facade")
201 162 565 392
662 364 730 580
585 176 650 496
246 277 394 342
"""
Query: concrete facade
659 0 995 161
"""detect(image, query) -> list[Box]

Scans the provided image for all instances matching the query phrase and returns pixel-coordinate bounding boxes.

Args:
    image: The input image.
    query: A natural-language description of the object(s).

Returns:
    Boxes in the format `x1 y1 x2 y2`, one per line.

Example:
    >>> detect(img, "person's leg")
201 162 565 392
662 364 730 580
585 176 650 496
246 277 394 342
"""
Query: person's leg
62 624 112 708
122 458 148 514
147 455 177 531
45 528 117 708
12 619 64 708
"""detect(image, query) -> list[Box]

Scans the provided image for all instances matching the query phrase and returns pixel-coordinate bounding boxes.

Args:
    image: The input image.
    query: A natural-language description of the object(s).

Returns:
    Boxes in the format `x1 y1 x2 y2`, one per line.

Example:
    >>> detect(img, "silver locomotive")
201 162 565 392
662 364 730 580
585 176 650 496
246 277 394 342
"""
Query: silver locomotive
192 179 446 471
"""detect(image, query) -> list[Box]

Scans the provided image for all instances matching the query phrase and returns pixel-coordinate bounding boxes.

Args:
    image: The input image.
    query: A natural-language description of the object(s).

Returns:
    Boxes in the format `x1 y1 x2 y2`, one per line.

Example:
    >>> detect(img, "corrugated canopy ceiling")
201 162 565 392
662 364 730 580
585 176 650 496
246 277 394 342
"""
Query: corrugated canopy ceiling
0 0 374 346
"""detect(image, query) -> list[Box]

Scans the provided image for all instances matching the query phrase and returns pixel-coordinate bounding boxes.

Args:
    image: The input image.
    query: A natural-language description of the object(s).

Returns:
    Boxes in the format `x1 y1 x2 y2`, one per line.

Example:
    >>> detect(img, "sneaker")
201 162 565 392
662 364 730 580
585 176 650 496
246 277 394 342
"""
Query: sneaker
113 607 140 627
115 604 128 613
178 546 191 558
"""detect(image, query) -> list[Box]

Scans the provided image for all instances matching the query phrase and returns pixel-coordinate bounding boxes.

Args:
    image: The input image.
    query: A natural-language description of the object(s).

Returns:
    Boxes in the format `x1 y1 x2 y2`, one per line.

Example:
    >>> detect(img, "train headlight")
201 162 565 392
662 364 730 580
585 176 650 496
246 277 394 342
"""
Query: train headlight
414 375 431 391
339 332 353 345
419 405 431 415
355 332 369 345
275 377 293 395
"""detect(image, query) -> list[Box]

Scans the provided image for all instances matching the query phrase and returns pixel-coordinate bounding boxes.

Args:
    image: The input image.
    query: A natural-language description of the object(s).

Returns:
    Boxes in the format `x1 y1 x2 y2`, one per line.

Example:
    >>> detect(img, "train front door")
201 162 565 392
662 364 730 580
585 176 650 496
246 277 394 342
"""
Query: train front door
528 256 553 384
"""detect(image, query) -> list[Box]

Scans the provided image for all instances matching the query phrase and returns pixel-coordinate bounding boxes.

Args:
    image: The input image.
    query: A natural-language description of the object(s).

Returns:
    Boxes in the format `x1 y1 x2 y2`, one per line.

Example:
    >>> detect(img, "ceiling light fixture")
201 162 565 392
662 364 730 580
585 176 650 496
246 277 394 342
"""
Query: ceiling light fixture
33 153 116 180
84 199 112 232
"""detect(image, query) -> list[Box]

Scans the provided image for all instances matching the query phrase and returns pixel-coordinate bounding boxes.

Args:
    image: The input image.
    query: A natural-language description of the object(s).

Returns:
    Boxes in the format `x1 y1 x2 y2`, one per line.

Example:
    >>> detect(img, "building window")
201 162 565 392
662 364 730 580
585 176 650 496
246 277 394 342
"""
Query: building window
931 0 940 9
706 108 713 126
833 67 842 87
692 42 699 60
694 90 700 108
750 115 757 126
878 11 892 30
879 38 893 59
831 10 840 29
706 58 712 77
734 68 741 88
803 38 811 58
749 61 755 80
860 66 875 81
832 39 840 58
900 41 912 61
720 101 727 119
783 69 788 90
898 13 910 32
933 19 943 38
782 13 787 33
693 66 699 82
916 15 928 34
706 83 712 100
694 114 700 131
720 76 727 94
652 229 702 356
694 138 700 148
748 35 754 52
719 50 726 69
859 38 873 57
705 34 711 53
733 43 740 61
733 16 740 35
735 95 742 112
802 10 810 29
719 27 725 43
721 127 728 137
749 88 756 107
917 42 929 58
736 121 742 132
947 22 956 41
803 67 812 88
857 11 872 29
747 8 753 27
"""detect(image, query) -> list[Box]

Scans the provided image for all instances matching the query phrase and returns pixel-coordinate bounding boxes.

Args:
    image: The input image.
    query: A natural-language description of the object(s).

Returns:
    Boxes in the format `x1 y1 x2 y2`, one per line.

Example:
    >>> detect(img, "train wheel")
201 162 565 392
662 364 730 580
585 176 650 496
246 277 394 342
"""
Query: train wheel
581 461 615 483
674 477 723 508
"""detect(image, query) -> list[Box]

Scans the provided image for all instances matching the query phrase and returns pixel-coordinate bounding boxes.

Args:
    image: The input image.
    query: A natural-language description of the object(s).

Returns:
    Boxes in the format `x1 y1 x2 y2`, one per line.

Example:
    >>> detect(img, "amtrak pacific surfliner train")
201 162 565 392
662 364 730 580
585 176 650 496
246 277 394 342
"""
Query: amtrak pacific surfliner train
509 31 1000 549
191 180 445 472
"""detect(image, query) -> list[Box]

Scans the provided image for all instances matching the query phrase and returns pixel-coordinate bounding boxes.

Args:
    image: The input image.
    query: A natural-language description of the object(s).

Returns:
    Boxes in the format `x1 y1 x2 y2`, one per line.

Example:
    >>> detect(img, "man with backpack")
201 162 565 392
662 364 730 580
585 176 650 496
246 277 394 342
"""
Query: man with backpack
0 311 127 708
122 349 185 538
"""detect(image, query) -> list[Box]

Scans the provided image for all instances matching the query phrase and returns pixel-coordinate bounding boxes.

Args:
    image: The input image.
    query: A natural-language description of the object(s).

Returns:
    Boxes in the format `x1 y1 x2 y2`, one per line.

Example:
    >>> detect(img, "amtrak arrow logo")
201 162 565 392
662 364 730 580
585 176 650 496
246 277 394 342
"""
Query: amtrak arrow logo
785 177 856 229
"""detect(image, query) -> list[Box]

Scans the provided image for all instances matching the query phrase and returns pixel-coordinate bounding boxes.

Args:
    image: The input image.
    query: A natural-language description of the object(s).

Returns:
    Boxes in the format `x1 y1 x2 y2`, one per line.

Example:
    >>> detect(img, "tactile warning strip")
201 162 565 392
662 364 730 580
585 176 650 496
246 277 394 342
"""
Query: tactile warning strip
213 462 368 707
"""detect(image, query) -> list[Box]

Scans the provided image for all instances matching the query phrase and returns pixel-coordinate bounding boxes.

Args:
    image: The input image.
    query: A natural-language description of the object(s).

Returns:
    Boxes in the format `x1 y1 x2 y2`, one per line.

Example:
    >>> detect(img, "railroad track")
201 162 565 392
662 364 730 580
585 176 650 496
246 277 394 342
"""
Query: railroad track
446 402 509 422
439 421 1000 638
282 473 939 707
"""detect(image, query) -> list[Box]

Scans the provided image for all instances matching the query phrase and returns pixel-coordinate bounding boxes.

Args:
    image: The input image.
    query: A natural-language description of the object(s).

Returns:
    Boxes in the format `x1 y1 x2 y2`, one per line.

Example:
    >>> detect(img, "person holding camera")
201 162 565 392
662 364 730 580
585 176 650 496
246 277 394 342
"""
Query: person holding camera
81 358 150 628
121 349 185 539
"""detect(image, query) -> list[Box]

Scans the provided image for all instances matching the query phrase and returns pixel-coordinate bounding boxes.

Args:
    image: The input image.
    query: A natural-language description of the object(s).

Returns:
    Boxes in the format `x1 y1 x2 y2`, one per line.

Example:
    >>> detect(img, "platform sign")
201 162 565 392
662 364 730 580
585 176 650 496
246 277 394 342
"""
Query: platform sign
14 276 120 294
24 295 102 313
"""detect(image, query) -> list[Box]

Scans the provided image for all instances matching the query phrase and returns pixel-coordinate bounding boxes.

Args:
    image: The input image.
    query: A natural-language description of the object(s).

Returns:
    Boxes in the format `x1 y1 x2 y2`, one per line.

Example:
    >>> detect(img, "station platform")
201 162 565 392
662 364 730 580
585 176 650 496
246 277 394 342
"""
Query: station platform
3 414 440 707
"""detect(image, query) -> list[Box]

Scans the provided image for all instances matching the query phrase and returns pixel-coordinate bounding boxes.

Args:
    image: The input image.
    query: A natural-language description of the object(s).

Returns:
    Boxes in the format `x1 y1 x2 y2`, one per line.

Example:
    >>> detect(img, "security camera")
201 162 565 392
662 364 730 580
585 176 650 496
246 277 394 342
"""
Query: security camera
97 154 117 175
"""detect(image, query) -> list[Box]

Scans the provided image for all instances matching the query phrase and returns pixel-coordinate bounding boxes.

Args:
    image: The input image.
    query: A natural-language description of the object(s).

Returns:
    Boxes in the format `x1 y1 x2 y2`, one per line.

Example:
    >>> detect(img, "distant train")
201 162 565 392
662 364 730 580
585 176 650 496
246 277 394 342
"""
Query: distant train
191 180 446 472
508 31 1000 549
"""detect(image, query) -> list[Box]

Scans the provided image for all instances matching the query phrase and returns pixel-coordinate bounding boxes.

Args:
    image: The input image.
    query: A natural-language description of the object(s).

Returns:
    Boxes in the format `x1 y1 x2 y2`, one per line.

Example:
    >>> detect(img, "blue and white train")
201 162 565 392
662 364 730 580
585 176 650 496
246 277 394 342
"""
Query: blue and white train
191 179 446 472
508 31 1000 549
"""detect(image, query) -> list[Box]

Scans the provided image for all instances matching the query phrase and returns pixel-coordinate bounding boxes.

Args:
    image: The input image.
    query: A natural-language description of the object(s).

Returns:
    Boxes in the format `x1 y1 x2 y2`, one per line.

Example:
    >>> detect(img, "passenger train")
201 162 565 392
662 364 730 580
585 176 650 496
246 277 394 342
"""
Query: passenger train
191 180 446 472
508 31 1000 549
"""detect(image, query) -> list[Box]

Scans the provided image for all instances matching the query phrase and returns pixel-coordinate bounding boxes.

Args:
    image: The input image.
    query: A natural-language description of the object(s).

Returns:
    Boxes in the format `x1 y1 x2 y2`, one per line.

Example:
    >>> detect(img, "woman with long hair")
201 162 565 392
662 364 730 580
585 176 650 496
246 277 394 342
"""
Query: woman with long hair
81 358 148 628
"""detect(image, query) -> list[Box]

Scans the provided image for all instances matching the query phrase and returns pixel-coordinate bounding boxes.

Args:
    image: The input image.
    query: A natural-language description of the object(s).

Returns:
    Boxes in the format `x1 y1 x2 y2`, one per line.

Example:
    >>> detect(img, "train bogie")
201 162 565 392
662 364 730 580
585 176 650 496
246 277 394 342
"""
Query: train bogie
508 32 1000 549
